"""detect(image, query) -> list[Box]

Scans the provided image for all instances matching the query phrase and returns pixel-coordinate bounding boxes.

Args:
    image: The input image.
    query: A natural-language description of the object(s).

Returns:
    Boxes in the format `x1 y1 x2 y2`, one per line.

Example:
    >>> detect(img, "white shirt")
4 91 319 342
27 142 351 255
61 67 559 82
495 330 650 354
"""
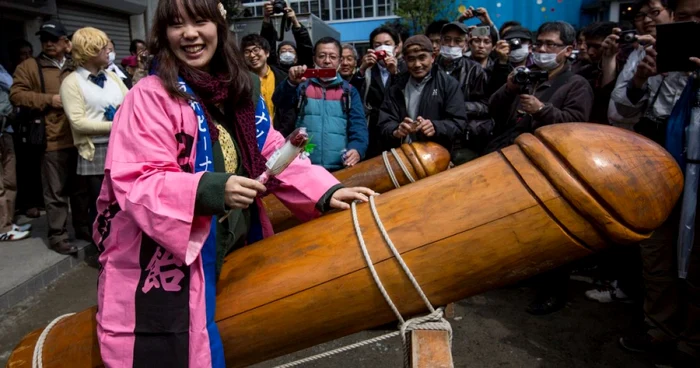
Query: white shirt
71 67 125 143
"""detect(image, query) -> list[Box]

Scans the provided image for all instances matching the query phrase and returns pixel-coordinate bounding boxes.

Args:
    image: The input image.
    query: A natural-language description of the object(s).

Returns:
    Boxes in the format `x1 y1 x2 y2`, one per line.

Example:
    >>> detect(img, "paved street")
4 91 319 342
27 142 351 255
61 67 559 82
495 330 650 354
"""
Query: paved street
0 262 653 368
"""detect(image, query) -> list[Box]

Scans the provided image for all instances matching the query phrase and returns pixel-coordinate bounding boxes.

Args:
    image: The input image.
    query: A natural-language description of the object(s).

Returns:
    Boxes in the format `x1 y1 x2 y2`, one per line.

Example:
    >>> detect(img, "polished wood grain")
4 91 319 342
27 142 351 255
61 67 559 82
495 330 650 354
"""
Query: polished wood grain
263 142 451 232
6 124 683 368
410 331 454 368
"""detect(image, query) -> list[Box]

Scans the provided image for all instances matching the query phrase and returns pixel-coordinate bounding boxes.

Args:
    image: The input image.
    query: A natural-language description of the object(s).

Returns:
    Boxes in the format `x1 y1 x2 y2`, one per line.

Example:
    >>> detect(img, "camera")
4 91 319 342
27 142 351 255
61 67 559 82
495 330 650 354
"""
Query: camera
618 30 637 44
272 0 286 15
507 38 522 50
513 66 549 86
374 50 387 61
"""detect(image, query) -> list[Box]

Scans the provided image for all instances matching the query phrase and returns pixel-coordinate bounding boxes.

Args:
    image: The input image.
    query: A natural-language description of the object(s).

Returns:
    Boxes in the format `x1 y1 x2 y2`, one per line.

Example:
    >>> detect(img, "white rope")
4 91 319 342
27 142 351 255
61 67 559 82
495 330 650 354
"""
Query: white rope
32 313 75 368
382 151 401 189
273 197 451 368
382 148 416 189
390 148 416 184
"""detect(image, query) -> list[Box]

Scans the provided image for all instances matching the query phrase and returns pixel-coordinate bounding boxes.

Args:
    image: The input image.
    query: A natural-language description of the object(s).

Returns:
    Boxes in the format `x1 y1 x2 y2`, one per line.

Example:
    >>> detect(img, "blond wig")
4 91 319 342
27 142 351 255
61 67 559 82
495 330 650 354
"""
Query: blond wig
71 27 109 67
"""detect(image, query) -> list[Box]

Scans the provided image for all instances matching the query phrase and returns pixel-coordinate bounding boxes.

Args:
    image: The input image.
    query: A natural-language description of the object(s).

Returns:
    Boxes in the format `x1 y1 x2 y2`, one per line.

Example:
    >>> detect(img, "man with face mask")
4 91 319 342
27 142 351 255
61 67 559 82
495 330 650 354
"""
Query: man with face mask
105 40 132 89
487 26 533 97
377 35 467 156
273 37 368 171
486 21 593 152
357 26 407 159
435 22 489 162
261 1 314 73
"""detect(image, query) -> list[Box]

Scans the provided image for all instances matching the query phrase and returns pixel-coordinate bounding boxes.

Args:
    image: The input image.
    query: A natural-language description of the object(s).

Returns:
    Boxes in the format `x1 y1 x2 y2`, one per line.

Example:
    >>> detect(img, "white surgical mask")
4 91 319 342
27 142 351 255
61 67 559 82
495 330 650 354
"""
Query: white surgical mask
440 45 464 60
279 52 295 65
509 45 529 63
108 52 116 64
375 44 395 57
532 49 565 71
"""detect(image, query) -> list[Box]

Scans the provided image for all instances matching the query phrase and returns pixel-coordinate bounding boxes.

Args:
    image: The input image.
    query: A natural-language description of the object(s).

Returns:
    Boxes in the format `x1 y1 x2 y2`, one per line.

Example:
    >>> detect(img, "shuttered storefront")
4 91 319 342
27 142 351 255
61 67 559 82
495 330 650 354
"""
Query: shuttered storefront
57 3 132 61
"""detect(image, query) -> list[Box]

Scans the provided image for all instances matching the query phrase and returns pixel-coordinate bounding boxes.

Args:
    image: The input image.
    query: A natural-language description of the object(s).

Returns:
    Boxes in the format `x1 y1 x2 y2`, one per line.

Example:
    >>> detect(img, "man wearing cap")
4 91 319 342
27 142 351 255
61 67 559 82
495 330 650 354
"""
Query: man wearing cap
261 1 313 73
377 35 467 156
436 21 489 163
10 20 88 255
488 26 533 96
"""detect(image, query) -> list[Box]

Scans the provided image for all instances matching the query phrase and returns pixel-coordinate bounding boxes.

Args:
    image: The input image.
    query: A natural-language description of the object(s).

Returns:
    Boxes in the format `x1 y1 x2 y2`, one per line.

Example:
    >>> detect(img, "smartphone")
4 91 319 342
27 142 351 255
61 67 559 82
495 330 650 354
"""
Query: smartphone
303 68 337 79
471 26 490 38
656 21 700 73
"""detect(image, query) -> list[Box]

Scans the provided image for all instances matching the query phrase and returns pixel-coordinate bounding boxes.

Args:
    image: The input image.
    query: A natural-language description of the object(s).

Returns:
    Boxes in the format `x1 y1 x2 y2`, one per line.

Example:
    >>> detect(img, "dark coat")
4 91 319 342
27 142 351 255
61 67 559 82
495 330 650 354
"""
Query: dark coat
377 67 468 154
268 65 297 137
487 67 593 148
435 55 489 120
261 22 314 72
359 59 408 159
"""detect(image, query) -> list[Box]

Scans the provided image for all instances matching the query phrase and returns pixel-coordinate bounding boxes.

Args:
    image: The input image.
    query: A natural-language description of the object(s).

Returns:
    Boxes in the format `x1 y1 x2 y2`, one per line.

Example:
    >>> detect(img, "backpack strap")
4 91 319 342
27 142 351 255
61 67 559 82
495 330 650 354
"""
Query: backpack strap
341 80 352 127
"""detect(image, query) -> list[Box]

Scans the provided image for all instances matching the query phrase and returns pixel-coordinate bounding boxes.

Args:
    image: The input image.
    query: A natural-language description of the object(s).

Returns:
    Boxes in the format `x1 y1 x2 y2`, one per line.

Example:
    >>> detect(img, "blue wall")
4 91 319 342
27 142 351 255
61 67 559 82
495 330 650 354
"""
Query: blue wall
439 0 585 30
328 18 398 43
332 0 587 43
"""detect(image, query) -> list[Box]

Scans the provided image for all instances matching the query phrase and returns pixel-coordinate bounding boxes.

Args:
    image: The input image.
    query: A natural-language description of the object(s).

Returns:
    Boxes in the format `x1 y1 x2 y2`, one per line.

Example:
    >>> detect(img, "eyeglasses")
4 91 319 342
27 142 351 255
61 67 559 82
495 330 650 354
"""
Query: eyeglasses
533 41 567 50
243 46 262 56
634 8 664 21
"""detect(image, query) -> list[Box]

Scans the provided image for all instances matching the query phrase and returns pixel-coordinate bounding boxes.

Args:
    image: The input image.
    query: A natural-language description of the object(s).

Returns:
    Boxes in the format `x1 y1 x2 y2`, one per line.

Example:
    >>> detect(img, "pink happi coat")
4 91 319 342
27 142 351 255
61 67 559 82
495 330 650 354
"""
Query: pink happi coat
93 76 339 368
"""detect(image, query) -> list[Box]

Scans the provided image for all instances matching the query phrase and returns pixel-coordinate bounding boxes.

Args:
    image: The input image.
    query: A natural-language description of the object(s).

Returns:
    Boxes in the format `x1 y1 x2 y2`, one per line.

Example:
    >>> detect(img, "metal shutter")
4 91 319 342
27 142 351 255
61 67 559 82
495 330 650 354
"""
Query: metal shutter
57 3 132 61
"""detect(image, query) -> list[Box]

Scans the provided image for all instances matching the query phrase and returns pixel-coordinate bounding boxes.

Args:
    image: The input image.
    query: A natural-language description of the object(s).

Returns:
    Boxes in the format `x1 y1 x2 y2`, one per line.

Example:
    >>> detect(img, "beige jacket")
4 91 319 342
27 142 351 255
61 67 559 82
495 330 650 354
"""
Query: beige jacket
59 69 128 161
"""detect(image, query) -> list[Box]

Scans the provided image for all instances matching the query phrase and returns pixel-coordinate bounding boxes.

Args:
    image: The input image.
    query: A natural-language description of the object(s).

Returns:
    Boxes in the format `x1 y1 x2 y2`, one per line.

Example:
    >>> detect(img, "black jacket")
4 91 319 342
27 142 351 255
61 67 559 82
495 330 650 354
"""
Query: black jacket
268 65 297 136
377 67 467 154
261 21 314 73
436 56 489 120
486 67 593 151
359 59 408 159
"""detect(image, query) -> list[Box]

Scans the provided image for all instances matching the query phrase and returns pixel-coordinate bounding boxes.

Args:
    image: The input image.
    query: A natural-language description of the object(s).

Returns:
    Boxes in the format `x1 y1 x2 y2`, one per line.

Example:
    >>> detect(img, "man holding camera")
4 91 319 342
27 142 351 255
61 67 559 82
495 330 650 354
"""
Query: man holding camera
486 21 593 152
608 0 682 132
261 1 314 73
273 37 368 171
610 1 699 366
487 26 533 97
376 35 467 155
358 26 406 159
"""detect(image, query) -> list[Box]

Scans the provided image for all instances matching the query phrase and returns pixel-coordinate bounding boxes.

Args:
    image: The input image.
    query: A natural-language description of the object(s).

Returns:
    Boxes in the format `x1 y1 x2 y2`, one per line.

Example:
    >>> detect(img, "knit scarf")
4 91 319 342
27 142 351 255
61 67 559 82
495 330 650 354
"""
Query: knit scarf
180 67 279 191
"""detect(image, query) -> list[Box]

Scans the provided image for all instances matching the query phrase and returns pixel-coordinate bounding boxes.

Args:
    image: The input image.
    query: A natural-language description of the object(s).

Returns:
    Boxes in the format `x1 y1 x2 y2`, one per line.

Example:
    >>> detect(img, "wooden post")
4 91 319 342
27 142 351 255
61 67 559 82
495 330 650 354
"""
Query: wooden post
410 330 454 368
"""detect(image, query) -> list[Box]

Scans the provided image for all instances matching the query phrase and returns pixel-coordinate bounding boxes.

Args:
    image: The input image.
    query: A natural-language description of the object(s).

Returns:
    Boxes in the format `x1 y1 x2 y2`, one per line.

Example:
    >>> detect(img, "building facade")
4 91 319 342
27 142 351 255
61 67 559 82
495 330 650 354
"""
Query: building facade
0 0 158 72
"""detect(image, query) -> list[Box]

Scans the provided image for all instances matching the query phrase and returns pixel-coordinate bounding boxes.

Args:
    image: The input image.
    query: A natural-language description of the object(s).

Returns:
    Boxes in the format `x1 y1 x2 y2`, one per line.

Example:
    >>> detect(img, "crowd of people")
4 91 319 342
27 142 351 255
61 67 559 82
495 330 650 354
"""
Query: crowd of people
0 0 698 366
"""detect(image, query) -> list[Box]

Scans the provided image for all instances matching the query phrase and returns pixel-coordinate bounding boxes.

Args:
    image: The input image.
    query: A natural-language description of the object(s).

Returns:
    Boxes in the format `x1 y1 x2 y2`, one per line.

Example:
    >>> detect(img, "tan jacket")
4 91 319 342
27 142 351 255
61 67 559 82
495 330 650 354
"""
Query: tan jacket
10 54 75 151
59 70 127 161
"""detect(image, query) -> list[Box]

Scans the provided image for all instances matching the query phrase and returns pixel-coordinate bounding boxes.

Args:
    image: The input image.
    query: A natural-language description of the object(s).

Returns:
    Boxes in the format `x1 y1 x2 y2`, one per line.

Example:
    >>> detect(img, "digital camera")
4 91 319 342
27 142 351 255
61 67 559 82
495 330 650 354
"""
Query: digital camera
618 30 637 44
374 50 387 61
272 0 286 15
513 66 549 86
507 38 522 50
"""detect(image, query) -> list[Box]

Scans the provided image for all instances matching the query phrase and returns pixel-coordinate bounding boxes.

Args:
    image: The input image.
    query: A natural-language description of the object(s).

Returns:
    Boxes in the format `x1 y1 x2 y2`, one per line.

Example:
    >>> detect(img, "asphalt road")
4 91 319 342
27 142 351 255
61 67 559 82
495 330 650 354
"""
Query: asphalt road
0 263 651 368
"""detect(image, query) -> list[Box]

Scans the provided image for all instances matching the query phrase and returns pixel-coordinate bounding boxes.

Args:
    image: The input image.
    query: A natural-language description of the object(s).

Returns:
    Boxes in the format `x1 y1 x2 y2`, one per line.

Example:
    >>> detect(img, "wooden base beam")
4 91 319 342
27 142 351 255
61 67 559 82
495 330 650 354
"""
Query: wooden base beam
409 330 454 368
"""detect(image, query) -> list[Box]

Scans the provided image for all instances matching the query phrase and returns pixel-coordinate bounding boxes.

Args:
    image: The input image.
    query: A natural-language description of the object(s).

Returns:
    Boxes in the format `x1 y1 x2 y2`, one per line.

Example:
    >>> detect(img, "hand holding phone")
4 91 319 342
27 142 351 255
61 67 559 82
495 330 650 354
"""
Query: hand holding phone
303 68 337 79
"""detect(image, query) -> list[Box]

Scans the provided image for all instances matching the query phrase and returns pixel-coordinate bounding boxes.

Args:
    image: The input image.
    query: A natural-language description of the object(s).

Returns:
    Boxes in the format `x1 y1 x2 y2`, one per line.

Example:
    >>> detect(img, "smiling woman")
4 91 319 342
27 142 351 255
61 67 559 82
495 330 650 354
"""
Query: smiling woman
92 0 375 367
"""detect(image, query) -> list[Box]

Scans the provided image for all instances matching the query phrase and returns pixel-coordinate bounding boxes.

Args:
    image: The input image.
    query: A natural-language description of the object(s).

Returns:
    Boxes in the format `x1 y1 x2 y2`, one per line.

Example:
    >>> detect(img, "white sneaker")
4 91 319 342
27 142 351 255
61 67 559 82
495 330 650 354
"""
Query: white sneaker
13 223 32 232
585 281 631 304
0 229 30 241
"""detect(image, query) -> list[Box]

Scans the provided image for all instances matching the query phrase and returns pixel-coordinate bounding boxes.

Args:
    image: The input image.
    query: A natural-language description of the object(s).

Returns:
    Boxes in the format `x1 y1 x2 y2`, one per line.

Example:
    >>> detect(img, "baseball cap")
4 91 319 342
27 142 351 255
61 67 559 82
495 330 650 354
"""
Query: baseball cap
441 21 469 35
503 26 533 42
36 20 68 39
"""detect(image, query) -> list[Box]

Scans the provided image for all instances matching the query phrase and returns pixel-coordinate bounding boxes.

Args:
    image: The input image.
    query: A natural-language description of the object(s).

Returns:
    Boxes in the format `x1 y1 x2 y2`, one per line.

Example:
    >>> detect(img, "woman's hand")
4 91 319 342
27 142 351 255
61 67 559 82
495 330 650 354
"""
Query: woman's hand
329 187 377 210
225 176 266 209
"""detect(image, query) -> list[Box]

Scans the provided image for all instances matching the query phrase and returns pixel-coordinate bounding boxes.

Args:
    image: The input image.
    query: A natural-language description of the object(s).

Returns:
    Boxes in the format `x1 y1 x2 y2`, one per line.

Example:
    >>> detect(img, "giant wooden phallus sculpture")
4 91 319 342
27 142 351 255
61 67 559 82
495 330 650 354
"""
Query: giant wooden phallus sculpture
7 124 683 368
264 142 451 232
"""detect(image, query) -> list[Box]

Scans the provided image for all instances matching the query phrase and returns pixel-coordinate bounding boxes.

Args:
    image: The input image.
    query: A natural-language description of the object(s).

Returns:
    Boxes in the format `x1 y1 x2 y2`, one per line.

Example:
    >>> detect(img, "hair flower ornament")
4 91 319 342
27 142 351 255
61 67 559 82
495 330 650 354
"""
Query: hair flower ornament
218 2 227 19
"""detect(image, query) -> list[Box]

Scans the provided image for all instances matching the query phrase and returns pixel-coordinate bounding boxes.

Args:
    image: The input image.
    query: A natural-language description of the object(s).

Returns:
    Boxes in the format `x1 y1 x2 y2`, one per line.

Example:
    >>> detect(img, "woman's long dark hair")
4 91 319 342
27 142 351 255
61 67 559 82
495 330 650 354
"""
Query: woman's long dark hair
149 0 251 105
